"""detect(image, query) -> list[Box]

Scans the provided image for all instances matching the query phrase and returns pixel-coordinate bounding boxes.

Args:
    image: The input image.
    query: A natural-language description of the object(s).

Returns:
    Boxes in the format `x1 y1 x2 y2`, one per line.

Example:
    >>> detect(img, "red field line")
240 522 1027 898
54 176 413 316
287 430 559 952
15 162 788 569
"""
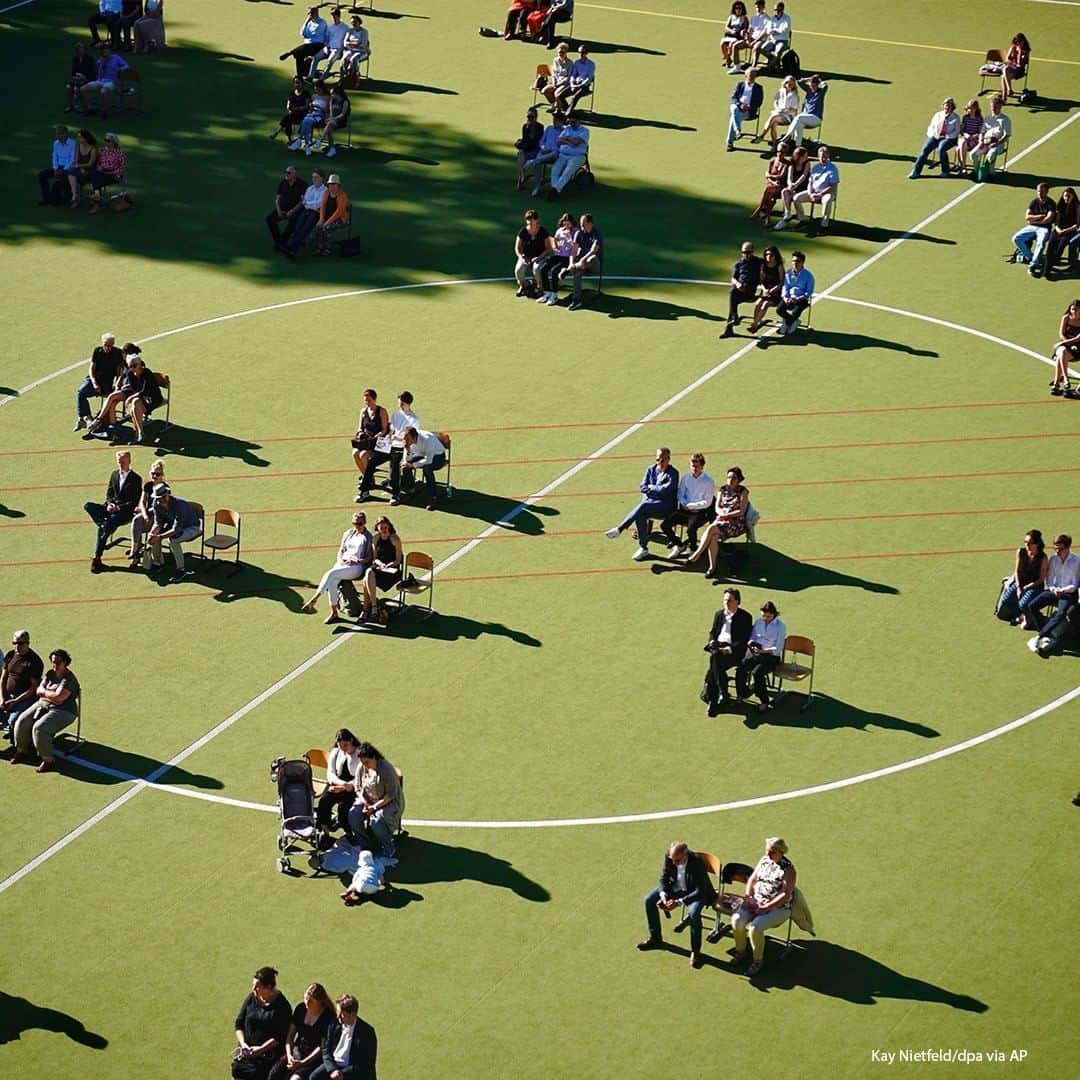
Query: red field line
0 399 1056 458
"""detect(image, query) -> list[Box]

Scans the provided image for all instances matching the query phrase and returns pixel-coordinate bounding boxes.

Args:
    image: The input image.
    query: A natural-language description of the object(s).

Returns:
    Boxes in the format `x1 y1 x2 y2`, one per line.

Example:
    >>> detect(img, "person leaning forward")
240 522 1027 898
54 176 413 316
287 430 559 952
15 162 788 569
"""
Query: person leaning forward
85 450 142 573
637 841 719 970
701 588 753 715
722 241 762 337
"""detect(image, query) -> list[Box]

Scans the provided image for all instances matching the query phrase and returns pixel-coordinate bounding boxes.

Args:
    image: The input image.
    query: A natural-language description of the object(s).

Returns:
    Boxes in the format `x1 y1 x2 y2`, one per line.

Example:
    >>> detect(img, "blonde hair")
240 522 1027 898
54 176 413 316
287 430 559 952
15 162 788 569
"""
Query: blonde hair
766 836 788 855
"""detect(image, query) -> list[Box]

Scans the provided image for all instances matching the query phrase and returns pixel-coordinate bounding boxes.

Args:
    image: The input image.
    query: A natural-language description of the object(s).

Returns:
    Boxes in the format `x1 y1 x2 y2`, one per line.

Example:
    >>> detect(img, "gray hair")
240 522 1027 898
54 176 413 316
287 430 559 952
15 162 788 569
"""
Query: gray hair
12 628 30 644
766 836 788 855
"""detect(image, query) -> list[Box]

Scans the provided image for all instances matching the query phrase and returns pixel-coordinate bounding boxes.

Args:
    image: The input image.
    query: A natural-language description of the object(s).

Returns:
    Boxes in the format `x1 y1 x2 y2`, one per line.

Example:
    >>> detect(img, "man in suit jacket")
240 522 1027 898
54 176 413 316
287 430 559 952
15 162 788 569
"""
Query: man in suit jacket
702 588 753 714
84 450 142 573
637 841 719 969
313 994 377 1080
727 67 763 150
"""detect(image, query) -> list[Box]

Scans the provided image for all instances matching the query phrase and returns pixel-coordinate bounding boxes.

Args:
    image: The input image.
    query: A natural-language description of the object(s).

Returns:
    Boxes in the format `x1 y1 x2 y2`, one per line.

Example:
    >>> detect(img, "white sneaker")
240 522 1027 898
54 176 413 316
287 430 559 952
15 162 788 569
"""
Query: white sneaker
632 546 649 561
287 139 301 151
304 144 313 156
545 293 559 305
1026 636 1041 652
605 527 620 539
773 217 789 231
326 146 337 158
819 218 830 229
535 293 549 303
312 139 325 151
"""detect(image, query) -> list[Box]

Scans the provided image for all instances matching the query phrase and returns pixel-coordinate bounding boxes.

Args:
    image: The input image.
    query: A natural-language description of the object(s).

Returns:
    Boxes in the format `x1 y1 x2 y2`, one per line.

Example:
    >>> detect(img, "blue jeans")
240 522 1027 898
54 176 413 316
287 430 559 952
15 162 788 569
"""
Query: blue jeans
1 698 34 739
727 104 754 145
408 453 446 502
912 135 958 176
618 498 671 548
996 580 1040 622
644 886 706 954
1020 589 1071 630
347 804 396 858
1040 601 1078 641
1012 225 1051 268
76 376 104 421
299 113 325 143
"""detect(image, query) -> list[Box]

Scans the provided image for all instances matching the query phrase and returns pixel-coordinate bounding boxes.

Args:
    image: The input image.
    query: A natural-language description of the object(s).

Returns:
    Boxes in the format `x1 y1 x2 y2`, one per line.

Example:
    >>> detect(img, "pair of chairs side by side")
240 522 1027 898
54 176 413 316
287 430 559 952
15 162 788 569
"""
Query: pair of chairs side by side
305 749 408 841
130 504 243 574
366 431 456 500
338 550 438 622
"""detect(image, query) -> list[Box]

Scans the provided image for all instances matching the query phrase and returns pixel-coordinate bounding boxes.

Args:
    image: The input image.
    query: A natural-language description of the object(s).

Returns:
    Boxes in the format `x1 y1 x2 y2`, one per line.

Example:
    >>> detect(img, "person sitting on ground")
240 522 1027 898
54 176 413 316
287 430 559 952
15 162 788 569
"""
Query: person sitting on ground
1049 299 1080 397
1012 181 1056 277
548 114 589 199
513 208 553 298
311 174 350 255
536 211 577 305
722 241 762 337
267 983 334 1080
721 2 749 71
401 427 448 510
128 458 164 564
782 74 827 148
310 6 349 79
996 529 1047 625
146 484 202 583
757 75 799 147
748 244 783 332
515 107 544 190
37 125 77 206
134 0 165 53
77 44 129 115
9 649 80 775
753 2 791 68
118 0 143 52
74 331 122 430
743 0 769 69
604 447 679 562
293 80 331 155
360 390 419 505
301 512 373 623
636 841 719 970
346 742 403 859
661 453 716 554
700 588 753 713
275 77 310 144
541 41 574 113
1001 32 1030 101
565 44 595 116
65 43 97 113
908 97 960 179
524 111 564 198
775 250 813 333
737 600 786 713
1047 188 1080 279
729 837 796 976
281 169 328 257
85 347 162 441
266 164 305 248
749 144 790 227
232 967 291 1080
312 995 377 1080
1022 533 1080 635
322 87 351 159
279 6 329 79
342 14 371 77
1 630 44 743
777 144 838 232
726 67 763 151
362 516 404 620
84 450 142 574
351 388 390 502
537 0 573 48
88 0 123 49
87 131 128 212
564 211 601 311
317 728 362 842
955 99 984 173
970 93 1011 182
689 466 750 577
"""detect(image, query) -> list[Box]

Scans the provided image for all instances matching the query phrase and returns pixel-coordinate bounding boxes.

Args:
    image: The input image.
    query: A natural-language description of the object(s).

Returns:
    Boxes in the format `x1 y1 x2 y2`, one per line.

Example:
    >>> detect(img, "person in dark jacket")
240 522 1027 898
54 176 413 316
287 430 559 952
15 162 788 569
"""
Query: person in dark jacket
232 966 291 1080
311 994 377 1080
701 588 754 714
722 241 763 337
637 841 719 969
85 449 142 572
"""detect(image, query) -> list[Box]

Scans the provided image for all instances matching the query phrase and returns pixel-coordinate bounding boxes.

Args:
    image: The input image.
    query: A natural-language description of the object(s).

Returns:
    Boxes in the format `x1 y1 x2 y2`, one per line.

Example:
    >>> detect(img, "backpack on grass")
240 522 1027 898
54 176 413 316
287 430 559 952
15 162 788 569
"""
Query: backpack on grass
780 49 801 78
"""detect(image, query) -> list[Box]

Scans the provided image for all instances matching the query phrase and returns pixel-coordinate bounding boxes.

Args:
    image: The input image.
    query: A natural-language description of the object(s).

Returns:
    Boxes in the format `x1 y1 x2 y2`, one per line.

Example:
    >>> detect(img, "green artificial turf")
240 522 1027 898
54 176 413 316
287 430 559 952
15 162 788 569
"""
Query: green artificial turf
1 1 1078 1077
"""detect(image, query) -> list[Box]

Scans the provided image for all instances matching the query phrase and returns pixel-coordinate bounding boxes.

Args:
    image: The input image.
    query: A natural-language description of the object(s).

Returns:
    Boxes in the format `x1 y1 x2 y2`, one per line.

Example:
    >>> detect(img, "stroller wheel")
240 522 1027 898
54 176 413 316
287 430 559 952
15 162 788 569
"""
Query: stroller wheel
277 836 285 850
278 857 290 873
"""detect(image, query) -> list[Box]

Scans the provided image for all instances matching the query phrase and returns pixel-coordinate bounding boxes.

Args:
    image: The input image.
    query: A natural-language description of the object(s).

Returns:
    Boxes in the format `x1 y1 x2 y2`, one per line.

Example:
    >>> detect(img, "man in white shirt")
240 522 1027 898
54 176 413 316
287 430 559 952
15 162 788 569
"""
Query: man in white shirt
1026 533 1080 640
360 391 419 503
316 994 377 1079
737 600 787 713
784 144 839 231
661 453 716 554
970 93 1012 179
754 2 792 67
311 7 350 78
38 125 77 206
281 169 327 256
402 427 447 510
741 0 769 70
549 116 589 197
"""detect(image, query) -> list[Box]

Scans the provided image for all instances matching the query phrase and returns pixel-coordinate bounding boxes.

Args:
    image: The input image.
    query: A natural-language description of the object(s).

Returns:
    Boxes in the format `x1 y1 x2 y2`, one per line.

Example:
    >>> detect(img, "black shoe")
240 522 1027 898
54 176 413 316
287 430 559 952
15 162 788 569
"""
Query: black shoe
720 324 734 338
707 702 721 718
169 569 188 584
279 52 290 60
706 926 728 945
516 286 527 297
726 143 734 152
636 937 662 951
567 298 583 311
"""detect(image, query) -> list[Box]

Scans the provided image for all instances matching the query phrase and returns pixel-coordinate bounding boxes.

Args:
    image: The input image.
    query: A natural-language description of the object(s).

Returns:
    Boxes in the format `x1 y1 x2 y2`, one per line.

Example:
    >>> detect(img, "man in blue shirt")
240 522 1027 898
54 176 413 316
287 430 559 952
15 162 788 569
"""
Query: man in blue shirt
279 5 329 78
784 74 828 147
524 113 564 198
37 125 77 206
88 0 123 49
779 145 839 231
565 44 596 116
776 251 814 334
78 44 130 111
146 484 203 583
605 448 679 561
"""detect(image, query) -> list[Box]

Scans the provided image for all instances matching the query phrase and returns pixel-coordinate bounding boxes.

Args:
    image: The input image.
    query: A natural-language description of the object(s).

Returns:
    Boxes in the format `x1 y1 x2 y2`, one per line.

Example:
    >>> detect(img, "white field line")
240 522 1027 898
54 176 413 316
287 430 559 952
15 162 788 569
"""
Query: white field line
2 113 1078 893
0 0 36 14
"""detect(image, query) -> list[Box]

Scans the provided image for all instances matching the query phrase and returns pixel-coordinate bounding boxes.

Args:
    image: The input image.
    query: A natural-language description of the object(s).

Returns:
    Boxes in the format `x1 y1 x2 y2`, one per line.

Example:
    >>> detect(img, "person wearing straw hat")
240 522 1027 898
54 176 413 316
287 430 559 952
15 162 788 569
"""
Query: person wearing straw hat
312 174 350 256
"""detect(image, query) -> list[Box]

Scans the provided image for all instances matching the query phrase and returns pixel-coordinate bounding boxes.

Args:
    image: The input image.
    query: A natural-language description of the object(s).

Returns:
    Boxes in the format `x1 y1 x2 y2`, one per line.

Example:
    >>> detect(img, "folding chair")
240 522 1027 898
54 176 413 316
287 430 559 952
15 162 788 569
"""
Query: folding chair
707 860 754 942
768 634 815 710
673 851 722 935
200 509 242 574
56 690 84 752
532 64 553 109
397 551 435 619
305 747 330 798
978 48 1028 99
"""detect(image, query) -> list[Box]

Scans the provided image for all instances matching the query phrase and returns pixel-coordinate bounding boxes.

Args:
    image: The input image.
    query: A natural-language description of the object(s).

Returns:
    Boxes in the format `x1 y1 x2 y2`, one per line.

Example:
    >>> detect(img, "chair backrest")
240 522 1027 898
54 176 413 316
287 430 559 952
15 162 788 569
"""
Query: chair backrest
154 371 170 389
537 63 552 78
120 67 140 84
214 508 241 529
985 48 1004 63
405 551 434 576
722 861 754 886
697 851 721 877
305 747 329 770
785 634 815 657
436 431 452 453
188 501 205 524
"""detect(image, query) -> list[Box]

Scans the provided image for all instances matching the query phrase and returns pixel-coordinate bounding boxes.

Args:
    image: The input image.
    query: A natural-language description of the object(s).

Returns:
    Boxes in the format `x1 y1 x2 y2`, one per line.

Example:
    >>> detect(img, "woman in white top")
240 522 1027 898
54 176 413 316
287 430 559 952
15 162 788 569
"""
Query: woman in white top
731 836 796 976
722 2 749 70
542 42 574 109
736 600 787 712
301 512 372 624
536 212 578 305
758 76 800 146
316 727 362 838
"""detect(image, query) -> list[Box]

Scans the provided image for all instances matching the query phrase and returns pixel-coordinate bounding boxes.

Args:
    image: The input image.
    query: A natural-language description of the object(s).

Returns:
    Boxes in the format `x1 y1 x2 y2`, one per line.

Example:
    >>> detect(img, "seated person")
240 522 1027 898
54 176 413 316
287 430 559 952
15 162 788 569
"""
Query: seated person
721 241 762 336
523 111 564 199
310 6 349 79
322 87 351 159
265 164 304 248
540 41 574 112
783 74 827 148
1033 596 1080 658
778 145 838 231
316 728 361 841
661 453 716 553
565 44 595 116
69 129 99 207
908 97 961 179
1022 533 1080 634
1001 33 1030 100
88 0 123 48
37 124 77 207
311 173 350 256
345 742 403 858
775 250 813 333
361 391 420 504
1011 181 1056 276
1 630 44 742
969 93 1011 179
737 600 786 712
772 144 809 226
268 983 334 1080
292 80 331 154
515 107 544 190
65 43 97 113
9 649 79 774
401 427 448 510
1049 299 1080 398
749 145 790 226
700 588 752 712
1047 187 1080 278
955 99 984 172
134 0 165 53
145 484 203 583
119 0 143 51
636 842 718 969
351 388 391 501
726 68 763 151
84 449 142 573
758 75 799 145
77 44 129 114
342 14 371 76
748 244 783 332
689 466 750 576
232 967 291 1080
753 2 791 67
535 211 577 305
721 3 749 71
75 331 123 430
604 448 679 562
128 459 165 564
86 347 162 442
504 0 541 40
729 837 796 976
87 131 128 213
275 77 310 143
537 0 573 48
281 169 328 257
314 995 377 1080
361 515 404 621
279 7 328 79
513 209 553 298
563 212 601 311
301 512 373 623
742 0 769 69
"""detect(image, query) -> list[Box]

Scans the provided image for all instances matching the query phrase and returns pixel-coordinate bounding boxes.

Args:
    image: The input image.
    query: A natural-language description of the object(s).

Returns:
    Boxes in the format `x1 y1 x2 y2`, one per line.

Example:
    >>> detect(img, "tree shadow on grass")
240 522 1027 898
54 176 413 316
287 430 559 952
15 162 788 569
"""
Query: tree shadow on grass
0 504 26 518
344 612 542 646
56 743 224 789
819 221 955 246
752 940 988 1011
386 836 551 901
812 70 891 86
597 292 726 323
207 563 314 611
771 328 938 357
741 692 940 737
362 78 458 97
150 425 270 467
585 113 696 132
373 487 558 535
0 991 108 1049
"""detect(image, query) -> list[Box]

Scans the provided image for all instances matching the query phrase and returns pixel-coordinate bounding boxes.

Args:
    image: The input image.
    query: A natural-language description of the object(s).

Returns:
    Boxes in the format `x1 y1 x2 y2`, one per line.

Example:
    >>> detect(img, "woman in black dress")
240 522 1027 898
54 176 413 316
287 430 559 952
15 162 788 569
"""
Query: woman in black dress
276 77 310 142
516 107 544 190
361 515 404 621
352 388 391 501
232 966 291 1080
267 983 334 1080
748 246 783 332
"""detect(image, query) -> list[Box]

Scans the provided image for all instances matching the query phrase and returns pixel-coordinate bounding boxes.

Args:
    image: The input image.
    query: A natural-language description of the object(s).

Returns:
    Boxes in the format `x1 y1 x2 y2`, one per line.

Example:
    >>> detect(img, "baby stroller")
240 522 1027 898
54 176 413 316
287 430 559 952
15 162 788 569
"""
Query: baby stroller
270 756 320 873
